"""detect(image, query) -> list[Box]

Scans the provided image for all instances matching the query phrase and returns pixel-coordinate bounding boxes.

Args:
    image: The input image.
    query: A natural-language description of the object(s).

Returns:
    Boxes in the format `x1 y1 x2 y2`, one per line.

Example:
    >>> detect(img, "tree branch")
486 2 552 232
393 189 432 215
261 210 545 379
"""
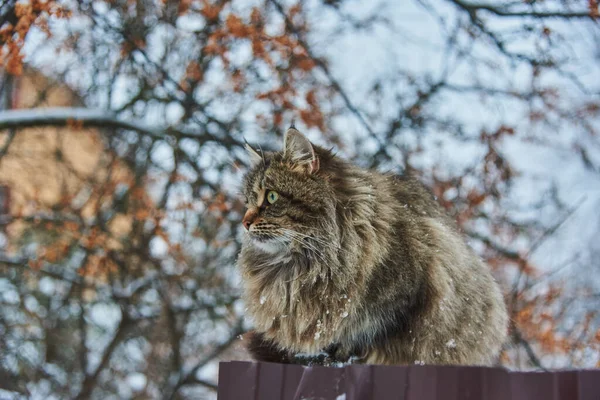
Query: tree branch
0 254 84 285
164 319 244 400
0 107 246 148
449 0 596 19
0 0 18 28
0 107 162 138
512 326 548 371
464 230 522 260
73 311 133 400
186 376 218 391
0 128 16 164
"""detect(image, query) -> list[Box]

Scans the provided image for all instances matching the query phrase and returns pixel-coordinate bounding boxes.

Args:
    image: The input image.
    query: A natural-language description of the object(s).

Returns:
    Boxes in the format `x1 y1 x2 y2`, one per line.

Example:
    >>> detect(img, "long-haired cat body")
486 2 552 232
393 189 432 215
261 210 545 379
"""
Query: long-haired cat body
239 128 508 366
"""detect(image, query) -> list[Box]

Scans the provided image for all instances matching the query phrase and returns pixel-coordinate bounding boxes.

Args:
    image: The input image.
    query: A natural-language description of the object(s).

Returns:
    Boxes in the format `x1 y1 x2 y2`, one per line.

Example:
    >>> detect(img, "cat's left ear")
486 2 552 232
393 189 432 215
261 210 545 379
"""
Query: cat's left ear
283 128 319 174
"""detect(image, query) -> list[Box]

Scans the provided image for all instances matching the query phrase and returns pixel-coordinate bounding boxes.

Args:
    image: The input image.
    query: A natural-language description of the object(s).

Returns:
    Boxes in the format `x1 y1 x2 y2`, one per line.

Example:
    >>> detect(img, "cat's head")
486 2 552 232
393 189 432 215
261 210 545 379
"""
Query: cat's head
241 128 336 255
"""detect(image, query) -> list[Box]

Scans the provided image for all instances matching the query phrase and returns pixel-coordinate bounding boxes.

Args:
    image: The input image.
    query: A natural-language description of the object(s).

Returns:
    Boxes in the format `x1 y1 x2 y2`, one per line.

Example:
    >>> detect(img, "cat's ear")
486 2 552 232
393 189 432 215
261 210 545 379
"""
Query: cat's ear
244 140 263 166
283 128 319 174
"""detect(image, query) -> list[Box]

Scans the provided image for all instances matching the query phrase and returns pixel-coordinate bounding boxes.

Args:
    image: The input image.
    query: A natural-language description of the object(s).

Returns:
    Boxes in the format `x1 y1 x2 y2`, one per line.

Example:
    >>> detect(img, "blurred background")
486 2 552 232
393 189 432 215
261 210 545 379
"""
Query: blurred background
0 0 599 398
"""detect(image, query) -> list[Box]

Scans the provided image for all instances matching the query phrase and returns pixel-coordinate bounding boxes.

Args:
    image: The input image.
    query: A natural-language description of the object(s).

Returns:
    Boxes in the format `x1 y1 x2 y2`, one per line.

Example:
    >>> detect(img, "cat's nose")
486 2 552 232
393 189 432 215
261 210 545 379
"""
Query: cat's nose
242 209 258 231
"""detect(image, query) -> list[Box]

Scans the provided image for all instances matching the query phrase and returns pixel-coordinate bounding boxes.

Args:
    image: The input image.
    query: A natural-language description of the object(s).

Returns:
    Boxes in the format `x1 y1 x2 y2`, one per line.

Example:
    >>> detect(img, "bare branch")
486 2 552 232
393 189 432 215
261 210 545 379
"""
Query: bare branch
0 128 16 164
463 230 522 260
512 326 548 371
528 197 586 256
0 0 18 28
0 107 246 148
165 319 245 399
185 377 218 391
449 0 596 19
0 254 84 285
0 107 162 138
73 311 133 400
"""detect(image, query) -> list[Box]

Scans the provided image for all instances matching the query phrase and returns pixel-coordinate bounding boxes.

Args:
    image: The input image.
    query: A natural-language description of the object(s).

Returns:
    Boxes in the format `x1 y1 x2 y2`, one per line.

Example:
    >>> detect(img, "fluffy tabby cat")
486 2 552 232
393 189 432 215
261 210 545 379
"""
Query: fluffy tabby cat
239 128 508 365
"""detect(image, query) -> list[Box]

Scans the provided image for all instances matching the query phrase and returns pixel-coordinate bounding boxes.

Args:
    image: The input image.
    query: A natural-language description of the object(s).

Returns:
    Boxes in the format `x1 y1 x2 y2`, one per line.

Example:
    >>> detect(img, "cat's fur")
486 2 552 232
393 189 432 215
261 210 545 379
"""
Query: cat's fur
238 128 508 365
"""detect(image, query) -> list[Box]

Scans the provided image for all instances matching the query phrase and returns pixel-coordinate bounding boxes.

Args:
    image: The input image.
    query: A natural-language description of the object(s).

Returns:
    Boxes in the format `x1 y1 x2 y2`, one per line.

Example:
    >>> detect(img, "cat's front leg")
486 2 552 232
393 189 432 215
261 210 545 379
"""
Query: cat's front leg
245 330 292 364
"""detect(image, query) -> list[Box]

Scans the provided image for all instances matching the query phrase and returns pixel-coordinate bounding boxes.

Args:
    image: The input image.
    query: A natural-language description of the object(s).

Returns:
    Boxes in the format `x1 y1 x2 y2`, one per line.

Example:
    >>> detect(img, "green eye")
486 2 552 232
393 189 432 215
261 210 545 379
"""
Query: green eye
266 190 279 204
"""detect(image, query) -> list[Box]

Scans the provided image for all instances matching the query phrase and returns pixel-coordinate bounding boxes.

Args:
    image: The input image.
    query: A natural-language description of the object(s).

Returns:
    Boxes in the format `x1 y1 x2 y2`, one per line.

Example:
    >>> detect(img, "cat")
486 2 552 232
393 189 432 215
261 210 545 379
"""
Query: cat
238 127 508 366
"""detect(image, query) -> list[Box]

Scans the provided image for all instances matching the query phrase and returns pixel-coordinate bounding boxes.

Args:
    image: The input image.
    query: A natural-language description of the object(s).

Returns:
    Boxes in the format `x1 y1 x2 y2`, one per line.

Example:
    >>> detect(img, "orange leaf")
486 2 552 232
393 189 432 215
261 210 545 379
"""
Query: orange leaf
226 14 249 38
590 0 599 18
467 190 486 206
296 57 316 71
306 89 318 107
185 61 203 82
135 208 150 220
178 0 192 15
201 0 223 21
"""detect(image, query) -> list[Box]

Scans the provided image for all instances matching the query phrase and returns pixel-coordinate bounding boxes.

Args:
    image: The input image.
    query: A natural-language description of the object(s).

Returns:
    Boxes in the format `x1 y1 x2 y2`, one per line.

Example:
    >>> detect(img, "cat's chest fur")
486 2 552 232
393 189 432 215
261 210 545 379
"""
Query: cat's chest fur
240 251 366 355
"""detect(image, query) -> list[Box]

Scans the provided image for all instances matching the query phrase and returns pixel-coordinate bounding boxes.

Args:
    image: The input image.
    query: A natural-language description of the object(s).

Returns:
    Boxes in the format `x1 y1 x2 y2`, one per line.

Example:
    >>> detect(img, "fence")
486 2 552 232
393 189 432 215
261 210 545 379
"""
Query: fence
218 361 600 400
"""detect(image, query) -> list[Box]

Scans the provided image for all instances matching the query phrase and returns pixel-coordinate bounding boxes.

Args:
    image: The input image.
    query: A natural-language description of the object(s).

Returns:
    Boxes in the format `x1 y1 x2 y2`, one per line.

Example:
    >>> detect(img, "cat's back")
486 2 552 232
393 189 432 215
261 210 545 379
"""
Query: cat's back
360 172 508 365
384 173 453 225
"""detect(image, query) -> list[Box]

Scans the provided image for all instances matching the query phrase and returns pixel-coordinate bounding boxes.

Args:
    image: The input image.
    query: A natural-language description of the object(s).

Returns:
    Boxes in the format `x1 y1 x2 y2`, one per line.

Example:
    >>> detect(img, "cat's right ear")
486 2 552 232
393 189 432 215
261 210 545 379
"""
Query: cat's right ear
283 128 319 174
245 141 263 166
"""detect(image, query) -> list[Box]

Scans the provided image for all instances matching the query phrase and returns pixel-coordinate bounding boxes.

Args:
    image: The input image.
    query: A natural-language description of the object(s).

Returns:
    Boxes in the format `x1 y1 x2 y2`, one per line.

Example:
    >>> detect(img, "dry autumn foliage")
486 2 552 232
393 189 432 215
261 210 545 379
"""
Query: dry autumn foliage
0 0 599 398
0 0 70 74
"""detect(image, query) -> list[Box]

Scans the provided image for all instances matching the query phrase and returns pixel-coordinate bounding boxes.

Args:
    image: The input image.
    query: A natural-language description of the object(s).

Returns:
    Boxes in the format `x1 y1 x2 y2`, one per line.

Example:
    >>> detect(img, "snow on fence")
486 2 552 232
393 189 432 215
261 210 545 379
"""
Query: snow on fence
218 361 600 400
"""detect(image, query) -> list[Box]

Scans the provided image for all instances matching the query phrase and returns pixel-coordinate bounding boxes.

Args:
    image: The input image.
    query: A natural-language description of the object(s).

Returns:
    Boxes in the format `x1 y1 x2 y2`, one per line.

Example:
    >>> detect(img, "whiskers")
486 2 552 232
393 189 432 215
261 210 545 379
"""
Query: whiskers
247 224 344 266
279 228 339 263
284 227 344 253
